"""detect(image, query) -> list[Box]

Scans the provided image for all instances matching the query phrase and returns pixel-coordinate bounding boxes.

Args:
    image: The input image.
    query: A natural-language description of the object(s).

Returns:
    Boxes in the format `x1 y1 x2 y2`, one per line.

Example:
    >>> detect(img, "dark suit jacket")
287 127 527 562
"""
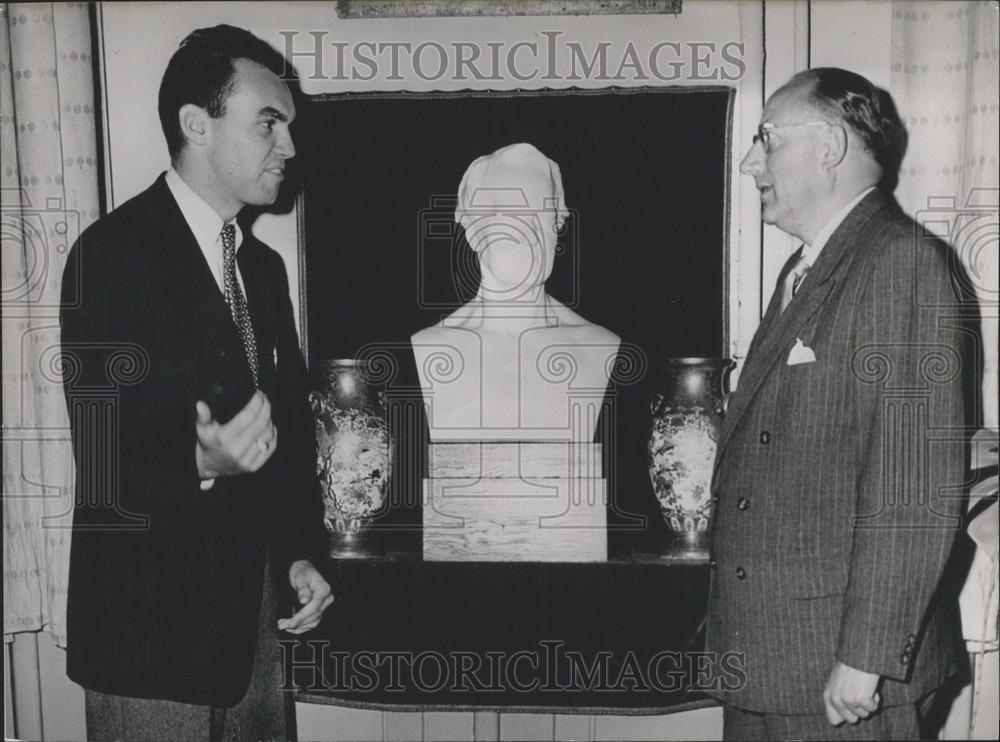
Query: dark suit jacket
706 189 966 714
60 174 327 706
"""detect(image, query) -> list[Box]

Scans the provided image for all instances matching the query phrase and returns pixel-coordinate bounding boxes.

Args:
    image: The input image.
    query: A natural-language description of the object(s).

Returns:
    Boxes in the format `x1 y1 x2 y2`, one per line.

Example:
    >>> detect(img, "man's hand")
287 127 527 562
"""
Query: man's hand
278 560 334 634
195 391 277 479
823 661 881 725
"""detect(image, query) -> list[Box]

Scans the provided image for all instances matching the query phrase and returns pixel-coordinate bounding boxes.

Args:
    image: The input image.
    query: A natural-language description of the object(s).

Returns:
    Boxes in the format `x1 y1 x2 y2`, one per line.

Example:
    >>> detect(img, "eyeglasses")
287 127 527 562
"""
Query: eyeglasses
752 120 832 153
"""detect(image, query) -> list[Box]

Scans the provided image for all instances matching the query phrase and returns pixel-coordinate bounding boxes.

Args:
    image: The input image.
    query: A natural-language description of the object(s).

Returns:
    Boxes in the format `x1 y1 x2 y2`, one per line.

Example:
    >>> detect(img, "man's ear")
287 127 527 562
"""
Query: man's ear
820 123 849 170
178 104 210 149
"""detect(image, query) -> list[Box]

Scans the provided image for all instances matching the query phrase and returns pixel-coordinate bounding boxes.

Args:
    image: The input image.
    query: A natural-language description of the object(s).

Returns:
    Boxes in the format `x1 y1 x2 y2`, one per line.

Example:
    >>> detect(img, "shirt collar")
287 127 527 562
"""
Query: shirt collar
801 186 875 267
165 167 242 254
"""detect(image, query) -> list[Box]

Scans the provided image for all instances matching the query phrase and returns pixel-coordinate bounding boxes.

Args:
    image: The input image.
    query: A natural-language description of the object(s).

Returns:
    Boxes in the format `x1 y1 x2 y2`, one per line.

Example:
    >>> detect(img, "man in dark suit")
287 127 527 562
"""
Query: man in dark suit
60 25 332 740
707 68 966 740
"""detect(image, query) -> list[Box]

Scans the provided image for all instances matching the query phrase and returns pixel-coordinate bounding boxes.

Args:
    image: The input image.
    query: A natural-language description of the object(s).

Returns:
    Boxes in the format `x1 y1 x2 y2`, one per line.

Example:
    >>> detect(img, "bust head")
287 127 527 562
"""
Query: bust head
415 144 619 442
455 143 569 300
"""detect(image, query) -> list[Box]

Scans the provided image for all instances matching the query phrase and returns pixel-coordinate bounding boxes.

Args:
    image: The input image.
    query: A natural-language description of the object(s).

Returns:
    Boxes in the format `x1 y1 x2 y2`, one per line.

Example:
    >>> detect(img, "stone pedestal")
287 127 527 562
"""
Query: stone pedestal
423 441 607 562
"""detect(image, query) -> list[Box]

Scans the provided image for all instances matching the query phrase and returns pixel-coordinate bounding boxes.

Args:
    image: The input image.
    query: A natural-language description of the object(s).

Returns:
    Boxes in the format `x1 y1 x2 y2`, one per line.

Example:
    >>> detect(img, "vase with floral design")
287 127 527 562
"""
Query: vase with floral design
647 358 733 559
309 359 392 557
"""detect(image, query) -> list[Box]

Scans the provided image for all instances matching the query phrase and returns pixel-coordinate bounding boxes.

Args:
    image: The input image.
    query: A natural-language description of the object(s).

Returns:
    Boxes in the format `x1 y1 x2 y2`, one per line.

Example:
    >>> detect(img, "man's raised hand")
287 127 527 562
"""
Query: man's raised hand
195 391 278 479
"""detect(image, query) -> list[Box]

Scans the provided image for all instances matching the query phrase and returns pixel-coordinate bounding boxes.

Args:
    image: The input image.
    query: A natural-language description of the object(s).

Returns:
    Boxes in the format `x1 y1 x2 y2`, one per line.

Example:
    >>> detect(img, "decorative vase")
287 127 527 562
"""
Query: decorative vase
309 359 392 558
647 357 734 559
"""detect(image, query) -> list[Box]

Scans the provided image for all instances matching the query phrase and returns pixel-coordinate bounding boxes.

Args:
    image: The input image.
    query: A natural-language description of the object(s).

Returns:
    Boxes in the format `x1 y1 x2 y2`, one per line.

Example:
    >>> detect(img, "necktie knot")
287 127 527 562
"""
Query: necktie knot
790 255 809 291
780 252 810 313
221 222 236 256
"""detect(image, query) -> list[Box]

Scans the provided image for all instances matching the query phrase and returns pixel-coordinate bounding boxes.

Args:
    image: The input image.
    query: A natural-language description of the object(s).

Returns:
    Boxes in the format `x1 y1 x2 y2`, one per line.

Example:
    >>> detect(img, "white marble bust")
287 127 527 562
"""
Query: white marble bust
411 143 620 441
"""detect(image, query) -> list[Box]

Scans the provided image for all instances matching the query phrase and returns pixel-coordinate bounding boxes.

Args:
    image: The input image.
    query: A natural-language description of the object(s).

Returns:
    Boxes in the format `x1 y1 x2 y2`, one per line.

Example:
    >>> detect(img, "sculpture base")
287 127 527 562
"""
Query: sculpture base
423 442 607 562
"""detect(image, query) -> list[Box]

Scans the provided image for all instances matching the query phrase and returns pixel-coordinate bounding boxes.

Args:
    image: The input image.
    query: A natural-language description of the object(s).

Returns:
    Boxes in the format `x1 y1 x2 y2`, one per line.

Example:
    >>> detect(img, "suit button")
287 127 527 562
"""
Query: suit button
759 430 771 444
900 652 910 665
735 566 746 580
737 497 750 511
709 559 717 569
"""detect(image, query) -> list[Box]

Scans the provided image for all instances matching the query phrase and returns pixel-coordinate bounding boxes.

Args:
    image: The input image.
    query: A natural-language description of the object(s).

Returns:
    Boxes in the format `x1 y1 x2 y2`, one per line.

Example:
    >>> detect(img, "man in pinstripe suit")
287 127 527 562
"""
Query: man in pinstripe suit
706 68 966 740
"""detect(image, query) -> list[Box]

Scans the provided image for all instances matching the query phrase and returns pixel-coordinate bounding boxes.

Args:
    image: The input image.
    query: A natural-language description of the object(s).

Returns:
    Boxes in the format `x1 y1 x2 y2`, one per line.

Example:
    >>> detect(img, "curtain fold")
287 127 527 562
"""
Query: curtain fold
2 1 101 647
891 5 1000 739
890 0 999 430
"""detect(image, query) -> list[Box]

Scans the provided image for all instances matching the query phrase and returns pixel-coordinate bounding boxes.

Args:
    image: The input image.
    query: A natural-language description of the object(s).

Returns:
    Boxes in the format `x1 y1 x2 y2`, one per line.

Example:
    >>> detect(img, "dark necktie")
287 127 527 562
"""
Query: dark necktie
779 251 810 313
221 222 260 388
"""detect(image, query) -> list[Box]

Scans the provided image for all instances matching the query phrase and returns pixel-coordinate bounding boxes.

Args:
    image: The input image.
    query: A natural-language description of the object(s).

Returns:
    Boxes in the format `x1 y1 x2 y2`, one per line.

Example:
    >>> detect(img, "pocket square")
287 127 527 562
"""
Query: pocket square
787 338 816 365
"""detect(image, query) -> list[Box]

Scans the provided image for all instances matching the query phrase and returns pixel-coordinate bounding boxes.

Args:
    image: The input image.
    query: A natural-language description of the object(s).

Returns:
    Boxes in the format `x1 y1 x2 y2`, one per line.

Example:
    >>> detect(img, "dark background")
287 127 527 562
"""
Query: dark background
291 86 733 555
296 86 732 364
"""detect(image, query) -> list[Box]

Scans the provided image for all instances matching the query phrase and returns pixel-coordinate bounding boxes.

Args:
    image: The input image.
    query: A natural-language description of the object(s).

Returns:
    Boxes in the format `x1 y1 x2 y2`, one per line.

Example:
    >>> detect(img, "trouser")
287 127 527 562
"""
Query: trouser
84 562 294 742
723 693 935 741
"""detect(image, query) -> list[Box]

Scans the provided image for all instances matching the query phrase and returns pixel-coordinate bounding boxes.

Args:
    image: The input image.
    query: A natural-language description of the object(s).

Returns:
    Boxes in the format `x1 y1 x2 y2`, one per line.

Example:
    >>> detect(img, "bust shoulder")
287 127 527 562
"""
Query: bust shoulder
410 324 442 346
410 316 481 348
544 298 621 346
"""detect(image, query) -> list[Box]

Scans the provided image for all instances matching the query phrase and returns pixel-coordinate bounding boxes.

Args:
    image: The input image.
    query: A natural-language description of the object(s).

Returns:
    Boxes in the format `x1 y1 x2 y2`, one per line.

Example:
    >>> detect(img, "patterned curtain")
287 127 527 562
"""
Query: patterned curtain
890 0 999 430
2 2 101 646
891 5 1000 738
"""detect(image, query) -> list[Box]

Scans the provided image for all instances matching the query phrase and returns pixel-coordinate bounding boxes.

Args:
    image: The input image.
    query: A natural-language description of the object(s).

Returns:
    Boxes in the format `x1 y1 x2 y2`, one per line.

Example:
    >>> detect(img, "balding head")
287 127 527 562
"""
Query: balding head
780 68 906 189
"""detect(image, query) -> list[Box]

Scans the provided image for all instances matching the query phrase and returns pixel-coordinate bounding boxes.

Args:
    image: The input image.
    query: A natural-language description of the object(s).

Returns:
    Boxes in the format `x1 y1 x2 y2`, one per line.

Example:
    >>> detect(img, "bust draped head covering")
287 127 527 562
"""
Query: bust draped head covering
454 143 569 247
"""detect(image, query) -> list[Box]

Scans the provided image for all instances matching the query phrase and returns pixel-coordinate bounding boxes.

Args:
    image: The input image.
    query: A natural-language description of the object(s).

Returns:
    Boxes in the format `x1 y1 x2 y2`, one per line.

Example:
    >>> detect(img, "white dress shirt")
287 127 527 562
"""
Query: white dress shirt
165 167 246 294
165 168 248 490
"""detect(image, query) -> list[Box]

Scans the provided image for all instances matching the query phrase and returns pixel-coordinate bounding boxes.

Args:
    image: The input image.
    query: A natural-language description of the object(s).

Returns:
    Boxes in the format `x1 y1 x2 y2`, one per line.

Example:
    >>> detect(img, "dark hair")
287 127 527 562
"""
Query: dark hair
792 67 908 190
158 25 293 160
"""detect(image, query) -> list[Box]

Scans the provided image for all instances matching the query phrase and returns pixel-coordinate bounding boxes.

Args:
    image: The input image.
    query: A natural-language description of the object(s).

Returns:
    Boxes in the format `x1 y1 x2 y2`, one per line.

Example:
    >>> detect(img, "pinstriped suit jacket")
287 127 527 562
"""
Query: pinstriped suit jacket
705 189 966 714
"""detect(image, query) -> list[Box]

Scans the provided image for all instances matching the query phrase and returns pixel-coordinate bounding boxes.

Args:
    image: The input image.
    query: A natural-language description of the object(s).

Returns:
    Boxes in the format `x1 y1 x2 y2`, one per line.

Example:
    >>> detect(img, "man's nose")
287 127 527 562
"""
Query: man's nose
277 127 296 159
740 143 763 176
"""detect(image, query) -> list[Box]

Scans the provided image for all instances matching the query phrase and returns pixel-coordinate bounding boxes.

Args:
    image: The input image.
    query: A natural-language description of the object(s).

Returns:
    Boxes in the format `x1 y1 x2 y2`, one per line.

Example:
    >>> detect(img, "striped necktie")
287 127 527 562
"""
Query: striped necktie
779 251 810 313
221 222 260 388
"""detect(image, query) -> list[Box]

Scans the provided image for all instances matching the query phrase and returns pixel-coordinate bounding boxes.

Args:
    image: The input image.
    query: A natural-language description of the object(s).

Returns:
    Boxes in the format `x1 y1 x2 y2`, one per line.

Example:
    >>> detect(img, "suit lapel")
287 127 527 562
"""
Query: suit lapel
152 175 233 325
743 246 803 369
715 189 893 464
716 252 800 447
152 175 259 416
